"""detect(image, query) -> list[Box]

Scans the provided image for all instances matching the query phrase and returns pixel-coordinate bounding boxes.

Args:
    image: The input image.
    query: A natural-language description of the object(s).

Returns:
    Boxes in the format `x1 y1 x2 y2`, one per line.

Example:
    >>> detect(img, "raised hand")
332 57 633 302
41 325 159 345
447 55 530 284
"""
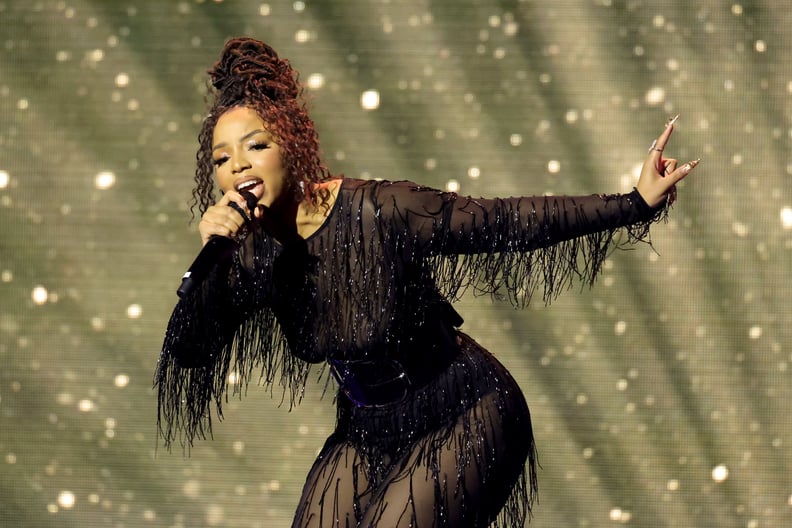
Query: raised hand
636 115 700 208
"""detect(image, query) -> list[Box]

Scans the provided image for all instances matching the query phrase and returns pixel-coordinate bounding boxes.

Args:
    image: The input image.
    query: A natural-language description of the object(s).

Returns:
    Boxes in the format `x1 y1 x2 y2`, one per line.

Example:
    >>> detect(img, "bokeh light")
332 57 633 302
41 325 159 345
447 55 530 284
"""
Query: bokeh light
1 2 791 528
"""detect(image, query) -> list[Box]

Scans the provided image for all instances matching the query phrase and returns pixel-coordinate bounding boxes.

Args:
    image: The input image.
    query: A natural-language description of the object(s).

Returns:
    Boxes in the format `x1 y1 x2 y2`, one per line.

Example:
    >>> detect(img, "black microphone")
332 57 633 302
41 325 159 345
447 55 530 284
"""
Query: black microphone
176 192 257 299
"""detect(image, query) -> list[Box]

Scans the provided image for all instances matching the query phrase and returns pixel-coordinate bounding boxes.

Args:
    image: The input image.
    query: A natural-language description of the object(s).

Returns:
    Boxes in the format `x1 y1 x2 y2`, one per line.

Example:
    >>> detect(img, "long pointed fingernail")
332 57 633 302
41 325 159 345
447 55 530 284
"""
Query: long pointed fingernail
666 114 680 127
682 158 701 172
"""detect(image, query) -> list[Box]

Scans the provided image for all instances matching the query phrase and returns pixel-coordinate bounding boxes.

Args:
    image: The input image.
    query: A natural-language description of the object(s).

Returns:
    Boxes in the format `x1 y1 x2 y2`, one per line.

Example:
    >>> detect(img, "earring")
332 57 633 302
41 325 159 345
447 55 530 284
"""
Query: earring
296 180 306 201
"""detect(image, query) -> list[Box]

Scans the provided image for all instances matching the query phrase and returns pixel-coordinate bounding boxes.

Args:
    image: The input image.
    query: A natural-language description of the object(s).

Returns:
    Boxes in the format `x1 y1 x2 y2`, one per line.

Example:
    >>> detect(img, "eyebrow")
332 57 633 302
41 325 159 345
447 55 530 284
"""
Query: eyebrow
212 129 267 152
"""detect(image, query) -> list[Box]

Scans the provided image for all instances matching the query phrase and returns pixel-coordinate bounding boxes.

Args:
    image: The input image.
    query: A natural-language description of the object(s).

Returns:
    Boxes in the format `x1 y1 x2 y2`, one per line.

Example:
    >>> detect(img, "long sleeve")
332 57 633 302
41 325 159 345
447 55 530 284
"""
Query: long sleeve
374 180 666 306
154 245 312 449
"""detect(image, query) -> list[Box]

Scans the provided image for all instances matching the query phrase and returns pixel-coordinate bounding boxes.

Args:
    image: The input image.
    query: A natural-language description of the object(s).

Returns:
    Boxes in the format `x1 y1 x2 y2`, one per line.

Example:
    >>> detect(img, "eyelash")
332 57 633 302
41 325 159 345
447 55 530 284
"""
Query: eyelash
212 143 270 167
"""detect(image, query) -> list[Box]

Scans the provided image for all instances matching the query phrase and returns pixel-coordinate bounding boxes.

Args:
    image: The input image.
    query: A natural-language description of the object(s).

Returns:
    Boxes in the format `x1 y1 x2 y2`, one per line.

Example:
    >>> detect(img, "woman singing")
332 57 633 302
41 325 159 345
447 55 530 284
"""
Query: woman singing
155 37 699 527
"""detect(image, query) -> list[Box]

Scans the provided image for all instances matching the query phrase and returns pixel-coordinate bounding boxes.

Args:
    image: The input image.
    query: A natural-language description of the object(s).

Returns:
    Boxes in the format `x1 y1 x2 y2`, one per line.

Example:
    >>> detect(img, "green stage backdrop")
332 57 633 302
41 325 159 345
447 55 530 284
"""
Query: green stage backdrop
1 1 791 527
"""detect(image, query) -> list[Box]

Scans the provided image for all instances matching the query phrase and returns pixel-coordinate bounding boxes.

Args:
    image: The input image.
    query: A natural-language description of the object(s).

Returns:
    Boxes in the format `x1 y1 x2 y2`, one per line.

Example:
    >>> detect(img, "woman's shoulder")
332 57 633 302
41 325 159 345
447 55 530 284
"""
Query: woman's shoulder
339 177 431 196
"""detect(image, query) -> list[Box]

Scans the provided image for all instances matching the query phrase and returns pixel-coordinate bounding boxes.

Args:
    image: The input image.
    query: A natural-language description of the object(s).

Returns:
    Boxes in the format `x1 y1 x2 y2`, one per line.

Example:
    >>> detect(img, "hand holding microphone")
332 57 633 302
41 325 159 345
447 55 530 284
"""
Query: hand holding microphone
176 191 259 299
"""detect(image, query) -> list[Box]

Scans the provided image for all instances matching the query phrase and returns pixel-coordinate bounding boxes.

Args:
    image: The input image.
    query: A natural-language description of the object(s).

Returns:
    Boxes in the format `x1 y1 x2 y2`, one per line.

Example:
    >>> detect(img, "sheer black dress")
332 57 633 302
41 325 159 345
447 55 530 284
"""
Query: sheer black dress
155 178 665 527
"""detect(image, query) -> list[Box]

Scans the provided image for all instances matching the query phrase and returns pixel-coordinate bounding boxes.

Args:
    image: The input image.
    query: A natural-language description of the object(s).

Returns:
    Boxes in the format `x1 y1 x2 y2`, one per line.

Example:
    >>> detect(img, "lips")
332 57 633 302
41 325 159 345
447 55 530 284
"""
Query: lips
235 177 264 200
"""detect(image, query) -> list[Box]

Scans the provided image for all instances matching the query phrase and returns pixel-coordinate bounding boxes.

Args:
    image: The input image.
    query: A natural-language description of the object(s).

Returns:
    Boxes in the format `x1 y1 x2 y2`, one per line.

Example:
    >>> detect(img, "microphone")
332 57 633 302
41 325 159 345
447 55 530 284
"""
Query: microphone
176 192 258 299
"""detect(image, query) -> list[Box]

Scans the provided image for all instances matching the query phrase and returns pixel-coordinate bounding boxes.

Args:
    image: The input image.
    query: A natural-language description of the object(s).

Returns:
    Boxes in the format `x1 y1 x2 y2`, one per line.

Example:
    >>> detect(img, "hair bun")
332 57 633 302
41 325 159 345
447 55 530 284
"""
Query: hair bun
209 37 299 101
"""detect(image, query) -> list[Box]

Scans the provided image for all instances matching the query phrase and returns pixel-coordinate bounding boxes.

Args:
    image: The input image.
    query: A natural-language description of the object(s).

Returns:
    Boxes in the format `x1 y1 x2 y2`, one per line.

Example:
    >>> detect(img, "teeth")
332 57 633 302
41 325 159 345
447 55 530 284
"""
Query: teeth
237 180 260 192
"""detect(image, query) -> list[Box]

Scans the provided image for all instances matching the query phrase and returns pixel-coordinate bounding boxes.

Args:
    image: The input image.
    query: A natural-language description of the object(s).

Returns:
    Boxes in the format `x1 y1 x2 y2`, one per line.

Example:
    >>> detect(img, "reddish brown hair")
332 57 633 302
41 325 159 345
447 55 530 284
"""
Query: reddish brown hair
190 37 335 218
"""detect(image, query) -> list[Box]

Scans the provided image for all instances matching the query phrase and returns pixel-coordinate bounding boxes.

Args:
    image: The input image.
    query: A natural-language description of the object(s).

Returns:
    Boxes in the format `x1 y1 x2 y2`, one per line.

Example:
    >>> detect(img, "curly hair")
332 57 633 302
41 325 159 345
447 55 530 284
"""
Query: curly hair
190 37 335 219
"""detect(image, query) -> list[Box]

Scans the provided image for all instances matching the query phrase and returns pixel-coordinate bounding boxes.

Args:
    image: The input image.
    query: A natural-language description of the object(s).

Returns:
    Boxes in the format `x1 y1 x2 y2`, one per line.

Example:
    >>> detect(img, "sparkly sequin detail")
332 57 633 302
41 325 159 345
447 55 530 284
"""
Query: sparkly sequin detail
155 178 665 525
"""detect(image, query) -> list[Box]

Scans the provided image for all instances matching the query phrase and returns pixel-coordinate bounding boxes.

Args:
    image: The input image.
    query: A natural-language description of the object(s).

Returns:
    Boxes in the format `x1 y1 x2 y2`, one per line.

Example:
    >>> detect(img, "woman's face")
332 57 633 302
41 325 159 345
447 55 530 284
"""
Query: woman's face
211 106 289 208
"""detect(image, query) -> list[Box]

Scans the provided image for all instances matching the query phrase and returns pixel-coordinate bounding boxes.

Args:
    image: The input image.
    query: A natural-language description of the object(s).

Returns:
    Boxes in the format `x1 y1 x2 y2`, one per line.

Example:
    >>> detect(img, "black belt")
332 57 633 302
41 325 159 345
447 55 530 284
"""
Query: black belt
330 335 461 408
331 300 464 408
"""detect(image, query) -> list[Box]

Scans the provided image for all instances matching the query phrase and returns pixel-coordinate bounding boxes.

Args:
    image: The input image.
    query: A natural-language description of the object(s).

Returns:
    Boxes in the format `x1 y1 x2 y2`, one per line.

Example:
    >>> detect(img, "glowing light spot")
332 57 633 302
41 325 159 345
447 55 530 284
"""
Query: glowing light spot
114 374 130 388
56 392 74 405
293 1 305 12
115 73 129 87
615 321 627 335
94 171 116 190
445 179 460 193
509 134 523 146
609 508 632 523
233 441 245 454
306 73 325 90
91 317 105 331
259 4 271 16
467 166 480 179
17 99 29 110
294 29 310 43
780 207 792 229
78 399 95 412
126 304 142 319
645 86 666 106
749 326 762 339
732 222 748 237
58 491 75 509
5 453 16 464
32 286 48 305
732 4 743 15
183 480 201 498
206 504 225 525
667 479 679 491
360 90 380 110
228 371 240 385
0 170 9 188
755 40 766 53
712 464 729 482
547 160 561 174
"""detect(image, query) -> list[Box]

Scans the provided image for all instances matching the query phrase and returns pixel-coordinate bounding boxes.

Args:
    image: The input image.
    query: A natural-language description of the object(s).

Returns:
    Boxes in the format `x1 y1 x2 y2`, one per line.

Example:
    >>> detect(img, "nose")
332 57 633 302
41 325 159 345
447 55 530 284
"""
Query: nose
231 153 251 174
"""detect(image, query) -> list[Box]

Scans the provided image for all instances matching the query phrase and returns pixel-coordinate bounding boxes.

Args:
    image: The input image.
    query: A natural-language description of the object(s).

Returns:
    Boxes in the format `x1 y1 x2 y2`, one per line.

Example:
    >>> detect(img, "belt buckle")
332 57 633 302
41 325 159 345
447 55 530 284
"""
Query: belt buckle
330 358 411 408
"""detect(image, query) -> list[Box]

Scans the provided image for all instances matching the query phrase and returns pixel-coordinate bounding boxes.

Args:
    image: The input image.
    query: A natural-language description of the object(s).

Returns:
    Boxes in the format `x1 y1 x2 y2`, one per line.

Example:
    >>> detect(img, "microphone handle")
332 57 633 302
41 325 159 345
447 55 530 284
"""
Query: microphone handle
176 195 257 299
176 235 238 299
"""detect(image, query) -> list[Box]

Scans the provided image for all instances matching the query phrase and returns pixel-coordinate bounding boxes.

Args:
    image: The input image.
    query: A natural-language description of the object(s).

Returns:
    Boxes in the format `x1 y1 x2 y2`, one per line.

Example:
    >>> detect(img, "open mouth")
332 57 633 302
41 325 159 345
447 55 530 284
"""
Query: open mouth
235 178 264 199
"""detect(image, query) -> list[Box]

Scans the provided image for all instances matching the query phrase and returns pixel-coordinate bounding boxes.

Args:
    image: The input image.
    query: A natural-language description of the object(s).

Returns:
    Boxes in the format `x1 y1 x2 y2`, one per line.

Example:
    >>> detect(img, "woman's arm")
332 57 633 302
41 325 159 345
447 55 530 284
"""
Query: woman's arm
374 119 698 305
